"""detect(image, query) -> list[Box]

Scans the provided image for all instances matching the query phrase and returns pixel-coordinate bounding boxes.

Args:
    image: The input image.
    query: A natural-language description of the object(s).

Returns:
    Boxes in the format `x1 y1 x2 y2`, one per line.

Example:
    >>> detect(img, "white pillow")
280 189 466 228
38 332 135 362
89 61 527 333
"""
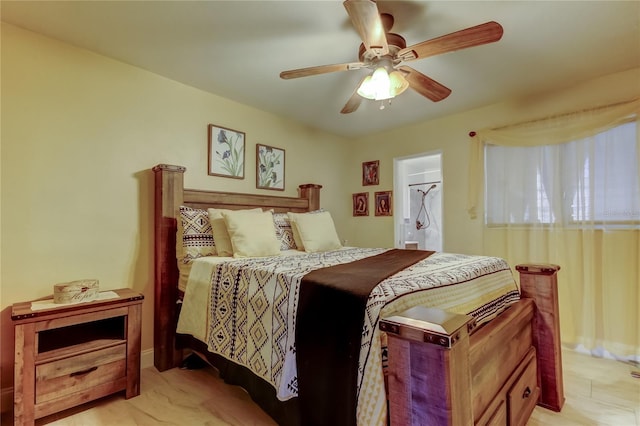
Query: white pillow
290 220 304 251
287 211 342 253
222 210 281 258
208 208 261 256
288 209 324 251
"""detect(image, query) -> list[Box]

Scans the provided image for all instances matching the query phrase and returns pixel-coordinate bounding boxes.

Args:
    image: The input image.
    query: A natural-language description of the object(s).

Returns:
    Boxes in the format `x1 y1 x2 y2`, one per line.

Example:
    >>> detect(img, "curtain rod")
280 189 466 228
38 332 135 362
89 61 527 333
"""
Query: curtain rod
409 181 441 187
467 97 639 137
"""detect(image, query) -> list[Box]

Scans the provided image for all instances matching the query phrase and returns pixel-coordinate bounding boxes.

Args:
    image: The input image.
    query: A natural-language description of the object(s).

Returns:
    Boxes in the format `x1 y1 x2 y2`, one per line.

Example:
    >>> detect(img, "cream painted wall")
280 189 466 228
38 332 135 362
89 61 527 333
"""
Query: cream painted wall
346 67 640 253
0 23 351 392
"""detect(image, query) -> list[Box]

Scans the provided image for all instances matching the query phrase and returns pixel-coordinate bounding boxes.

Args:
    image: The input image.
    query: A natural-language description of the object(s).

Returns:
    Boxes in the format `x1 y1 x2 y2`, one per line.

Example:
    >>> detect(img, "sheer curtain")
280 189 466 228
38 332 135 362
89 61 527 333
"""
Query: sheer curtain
469 98 640 360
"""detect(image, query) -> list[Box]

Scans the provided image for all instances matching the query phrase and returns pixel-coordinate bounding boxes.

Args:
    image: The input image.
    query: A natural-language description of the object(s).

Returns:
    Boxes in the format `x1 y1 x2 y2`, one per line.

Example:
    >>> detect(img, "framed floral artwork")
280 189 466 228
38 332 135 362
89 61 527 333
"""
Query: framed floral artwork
352 192 369 216
375 190 392 216
208 124 245 179
362 160 379 186
256 144 285 190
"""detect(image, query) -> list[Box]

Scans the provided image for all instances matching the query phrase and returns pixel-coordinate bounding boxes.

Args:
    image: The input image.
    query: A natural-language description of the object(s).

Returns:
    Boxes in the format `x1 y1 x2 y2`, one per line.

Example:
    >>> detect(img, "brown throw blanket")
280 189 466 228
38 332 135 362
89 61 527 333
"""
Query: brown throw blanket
295 249 434 426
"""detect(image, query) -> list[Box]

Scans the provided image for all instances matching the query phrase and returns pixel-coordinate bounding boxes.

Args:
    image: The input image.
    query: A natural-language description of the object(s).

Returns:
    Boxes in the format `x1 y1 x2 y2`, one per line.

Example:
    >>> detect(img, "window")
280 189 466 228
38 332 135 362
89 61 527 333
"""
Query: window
485 121 639 227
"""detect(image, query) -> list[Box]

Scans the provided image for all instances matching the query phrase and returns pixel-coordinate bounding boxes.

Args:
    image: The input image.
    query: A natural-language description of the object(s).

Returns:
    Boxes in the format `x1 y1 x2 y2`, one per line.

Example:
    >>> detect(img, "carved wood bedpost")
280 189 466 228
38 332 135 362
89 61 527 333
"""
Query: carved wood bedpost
380 307 474 426
516 264 564 412
299 184 322 211
152 164 186 371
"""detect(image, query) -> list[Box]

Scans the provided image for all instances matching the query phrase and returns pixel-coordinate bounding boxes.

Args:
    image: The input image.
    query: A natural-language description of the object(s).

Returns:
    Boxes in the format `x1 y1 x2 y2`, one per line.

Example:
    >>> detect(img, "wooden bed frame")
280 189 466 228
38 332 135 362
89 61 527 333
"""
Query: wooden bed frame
152 164 564 426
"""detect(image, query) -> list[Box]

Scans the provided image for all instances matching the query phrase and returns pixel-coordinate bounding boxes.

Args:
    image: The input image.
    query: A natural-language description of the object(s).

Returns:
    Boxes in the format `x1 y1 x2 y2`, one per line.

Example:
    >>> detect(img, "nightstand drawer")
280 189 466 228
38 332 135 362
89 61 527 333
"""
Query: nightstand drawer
36 343 126 404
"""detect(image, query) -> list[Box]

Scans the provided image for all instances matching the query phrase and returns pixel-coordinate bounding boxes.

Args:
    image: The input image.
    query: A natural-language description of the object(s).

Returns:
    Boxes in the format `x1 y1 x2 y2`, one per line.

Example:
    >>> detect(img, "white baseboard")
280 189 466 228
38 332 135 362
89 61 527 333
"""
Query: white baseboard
141 348 154 370
1 386 13 416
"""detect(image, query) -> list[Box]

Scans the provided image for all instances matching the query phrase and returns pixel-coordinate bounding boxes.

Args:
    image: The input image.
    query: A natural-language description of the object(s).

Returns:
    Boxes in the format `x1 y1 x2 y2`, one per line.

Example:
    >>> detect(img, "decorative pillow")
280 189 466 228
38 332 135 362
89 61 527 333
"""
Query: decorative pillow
273 212 298 250
287 210 342 253
177 206 215 292
222 210 281 258
208 208 262 256
288 209 324 251
179 206 216 261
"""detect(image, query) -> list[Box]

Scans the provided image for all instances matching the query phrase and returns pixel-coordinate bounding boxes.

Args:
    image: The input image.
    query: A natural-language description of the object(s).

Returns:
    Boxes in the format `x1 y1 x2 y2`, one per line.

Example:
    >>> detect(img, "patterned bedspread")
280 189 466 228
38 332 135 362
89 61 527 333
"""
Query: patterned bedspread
176 248 520 426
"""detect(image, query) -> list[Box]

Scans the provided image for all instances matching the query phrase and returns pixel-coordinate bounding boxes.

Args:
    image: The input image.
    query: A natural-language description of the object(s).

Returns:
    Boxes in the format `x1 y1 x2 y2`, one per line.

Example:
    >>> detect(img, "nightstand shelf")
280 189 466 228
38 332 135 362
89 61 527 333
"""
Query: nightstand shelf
12 288 144 425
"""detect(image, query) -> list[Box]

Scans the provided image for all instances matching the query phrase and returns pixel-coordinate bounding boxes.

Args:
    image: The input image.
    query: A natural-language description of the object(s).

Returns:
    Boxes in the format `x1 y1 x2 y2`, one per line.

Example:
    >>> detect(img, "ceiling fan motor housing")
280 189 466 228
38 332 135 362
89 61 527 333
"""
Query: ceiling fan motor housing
358 31 407 68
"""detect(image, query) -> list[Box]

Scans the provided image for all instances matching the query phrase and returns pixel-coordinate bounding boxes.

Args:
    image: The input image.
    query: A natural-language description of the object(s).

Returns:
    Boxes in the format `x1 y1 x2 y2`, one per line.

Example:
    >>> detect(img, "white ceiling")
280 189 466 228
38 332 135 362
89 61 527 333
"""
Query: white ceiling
2 1 639 138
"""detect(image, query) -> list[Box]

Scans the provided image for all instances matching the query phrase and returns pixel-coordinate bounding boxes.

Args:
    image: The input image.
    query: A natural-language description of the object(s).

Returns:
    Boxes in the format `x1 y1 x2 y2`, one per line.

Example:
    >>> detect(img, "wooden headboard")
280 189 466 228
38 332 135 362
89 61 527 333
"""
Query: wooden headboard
152 164 322 371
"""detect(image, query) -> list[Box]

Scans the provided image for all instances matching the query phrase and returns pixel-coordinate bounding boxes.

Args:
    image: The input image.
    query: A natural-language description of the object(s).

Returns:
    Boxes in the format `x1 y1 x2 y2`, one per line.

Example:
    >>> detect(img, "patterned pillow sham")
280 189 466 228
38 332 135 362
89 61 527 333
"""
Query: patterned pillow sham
179 206 216 262
273 212 298 250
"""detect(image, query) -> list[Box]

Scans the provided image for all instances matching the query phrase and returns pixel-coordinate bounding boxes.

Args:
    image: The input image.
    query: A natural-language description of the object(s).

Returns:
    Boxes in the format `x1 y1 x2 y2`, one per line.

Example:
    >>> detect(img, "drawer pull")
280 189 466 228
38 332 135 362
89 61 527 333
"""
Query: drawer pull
70 366 98 377
522 386 532 399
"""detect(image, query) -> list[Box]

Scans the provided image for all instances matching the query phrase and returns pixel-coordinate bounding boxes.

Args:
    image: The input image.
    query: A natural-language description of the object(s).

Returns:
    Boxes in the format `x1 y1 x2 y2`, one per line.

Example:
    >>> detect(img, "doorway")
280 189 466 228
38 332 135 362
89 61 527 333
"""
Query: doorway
393 152 443 251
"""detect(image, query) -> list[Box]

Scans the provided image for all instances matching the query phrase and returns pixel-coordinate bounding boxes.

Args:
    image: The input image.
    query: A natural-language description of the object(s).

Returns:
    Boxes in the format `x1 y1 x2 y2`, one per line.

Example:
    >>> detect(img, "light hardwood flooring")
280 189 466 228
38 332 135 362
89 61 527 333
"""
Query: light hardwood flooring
3 348 638 425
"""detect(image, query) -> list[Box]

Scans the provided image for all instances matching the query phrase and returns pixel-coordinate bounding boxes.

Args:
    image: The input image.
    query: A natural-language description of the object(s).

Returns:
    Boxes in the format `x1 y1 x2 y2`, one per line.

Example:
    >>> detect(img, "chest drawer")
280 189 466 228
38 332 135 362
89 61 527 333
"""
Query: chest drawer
507 354 539 426
35 343 127 404
483 399 507 425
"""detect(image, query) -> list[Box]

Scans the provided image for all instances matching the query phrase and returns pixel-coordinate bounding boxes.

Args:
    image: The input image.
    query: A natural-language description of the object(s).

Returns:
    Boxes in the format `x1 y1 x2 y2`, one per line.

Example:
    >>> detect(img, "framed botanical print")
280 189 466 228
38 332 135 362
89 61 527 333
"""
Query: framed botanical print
208 124 245 179
362 160 379 186
374 190 392 216
256 143 285 190
352 192 369 216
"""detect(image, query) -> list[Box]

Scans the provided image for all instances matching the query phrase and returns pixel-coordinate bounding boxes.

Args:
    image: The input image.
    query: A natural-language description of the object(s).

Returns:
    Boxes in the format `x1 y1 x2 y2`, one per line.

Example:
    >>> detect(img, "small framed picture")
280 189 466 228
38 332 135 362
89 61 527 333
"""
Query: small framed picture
208 124 245 179
375 191 392 216
362 160 379 186
352 192 369 216
256 144 285 190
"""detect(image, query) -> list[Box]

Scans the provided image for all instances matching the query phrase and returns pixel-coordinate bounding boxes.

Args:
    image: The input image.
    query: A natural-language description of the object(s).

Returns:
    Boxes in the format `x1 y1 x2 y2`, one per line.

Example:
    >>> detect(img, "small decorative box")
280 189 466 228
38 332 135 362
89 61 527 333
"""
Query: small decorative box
53 279 100 304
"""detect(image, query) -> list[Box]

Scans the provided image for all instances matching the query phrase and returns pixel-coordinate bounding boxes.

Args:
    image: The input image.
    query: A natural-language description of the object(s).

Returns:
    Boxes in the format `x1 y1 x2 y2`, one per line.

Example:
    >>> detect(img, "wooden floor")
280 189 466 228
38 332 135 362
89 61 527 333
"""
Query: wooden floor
3 348 638 425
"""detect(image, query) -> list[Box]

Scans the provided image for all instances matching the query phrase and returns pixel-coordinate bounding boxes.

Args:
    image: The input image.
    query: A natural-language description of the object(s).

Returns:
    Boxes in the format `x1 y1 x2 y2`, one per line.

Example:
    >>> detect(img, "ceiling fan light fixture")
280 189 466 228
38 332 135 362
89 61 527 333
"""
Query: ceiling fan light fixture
356 75 375 99
357 66 394 100
389 70 409 97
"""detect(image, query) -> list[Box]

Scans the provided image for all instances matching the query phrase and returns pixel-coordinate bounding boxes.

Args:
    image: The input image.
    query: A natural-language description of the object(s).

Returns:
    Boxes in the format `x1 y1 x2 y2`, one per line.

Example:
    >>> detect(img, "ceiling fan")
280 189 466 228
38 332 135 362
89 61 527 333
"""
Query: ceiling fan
279 0 503 114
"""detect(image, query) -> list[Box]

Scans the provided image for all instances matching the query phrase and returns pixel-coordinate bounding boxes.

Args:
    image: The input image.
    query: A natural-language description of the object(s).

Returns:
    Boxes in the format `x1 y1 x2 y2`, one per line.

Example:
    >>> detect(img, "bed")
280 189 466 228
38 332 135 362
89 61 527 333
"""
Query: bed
152 164 564 426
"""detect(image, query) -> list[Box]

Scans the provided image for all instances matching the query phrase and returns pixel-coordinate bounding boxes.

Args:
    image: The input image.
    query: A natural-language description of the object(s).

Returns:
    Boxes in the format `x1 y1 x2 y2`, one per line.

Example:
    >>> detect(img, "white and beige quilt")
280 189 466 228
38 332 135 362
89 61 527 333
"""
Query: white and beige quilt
176 248 520 426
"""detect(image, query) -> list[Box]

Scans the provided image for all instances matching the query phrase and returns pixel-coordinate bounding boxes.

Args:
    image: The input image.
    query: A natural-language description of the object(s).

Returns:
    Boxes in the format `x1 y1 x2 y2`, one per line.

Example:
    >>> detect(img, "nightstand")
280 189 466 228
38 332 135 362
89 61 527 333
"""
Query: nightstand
12 288 144 425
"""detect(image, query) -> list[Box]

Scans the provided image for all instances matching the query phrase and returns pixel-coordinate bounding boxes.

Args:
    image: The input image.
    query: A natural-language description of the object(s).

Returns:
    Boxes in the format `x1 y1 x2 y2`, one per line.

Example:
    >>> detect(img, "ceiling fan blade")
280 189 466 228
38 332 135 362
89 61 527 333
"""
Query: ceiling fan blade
280 62 365 79
398 66 451 102
340 76 367 114
398 21 504 62
343 0 389 56
341 92 363 114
